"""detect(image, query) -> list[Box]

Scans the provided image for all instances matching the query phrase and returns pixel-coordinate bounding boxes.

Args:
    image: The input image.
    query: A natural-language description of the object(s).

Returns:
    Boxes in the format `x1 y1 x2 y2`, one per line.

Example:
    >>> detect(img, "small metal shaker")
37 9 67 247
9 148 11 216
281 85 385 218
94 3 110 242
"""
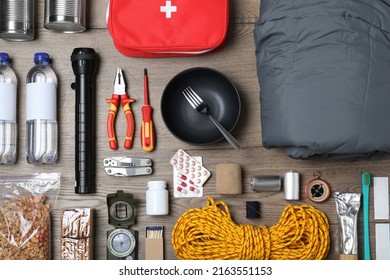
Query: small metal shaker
44 0 86 33
0 0 35 41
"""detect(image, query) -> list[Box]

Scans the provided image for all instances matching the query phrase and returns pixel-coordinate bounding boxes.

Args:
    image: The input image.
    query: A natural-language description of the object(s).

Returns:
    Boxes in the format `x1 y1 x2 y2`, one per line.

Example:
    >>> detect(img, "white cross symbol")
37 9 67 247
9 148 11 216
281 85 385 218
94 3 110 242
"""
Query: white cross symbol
160 0 177 19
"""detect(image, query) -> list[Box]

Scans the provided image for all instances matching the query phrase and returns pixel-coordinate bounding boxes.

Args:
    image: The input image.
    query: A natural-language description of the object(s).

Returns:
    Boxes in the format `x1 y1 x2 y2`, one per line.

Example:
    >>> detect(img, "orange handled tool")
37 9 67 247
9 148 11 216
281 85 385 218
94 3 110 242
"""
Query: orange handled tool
106 68 135 150
140 69 155 152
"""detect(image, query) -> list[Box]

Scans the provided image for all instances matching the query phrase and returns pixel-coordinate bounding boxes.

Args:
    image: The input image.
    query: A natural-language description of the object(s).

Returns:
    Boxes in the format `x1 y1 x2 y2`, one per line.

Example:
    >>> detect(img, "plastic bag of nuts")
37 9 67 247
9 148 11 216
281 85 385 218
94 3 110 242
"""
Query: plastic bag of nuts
0 173 60 260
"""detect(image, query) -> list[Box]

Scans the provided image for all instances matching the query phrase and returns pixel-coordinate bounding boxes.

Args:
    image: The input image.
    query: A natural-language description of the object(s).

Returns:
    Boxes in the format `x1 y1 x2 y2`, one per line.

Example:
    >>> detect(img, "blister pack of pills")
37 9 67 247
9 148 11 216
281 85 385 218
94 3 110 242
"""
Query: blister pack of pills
170 149 211 198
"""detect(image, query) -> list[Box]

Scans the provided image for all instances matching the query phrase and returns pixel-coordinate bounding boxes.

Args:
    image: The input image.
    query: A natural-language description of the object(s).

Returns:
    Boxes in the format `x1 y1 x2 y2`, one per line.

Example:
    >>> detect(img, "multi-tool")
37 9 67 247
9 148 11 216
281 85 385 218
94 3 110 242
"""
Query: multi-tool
103 157 153 177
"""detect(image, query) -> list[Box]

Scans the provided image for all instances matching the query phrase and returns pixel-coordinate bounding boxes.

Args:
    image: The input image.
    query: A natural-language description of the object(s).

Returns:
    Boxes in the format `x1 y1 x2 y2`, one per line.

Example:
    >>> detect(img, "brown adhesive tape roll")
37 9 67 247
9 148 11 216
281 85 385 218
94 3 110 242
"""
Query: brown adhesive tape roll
216 163 242 194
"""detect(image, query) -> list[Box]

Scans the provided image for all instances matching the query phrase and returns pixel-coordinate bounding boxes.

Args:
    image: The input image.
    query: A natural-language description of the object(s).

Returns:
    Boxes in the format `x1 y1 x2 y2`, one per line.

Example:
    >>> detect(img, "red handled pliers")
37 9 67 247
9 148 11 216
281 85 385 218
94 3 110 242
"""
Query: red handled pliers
106 68 135 150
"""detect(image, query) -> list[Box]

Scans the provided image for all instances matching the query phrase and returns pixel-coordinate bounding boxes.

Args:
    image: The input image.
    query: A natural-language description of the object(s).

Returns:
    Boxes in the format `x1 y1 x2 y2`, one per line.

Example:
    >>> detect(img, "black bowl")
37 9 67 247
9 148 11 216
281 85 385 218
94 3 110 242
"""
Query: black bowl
161 67 241 145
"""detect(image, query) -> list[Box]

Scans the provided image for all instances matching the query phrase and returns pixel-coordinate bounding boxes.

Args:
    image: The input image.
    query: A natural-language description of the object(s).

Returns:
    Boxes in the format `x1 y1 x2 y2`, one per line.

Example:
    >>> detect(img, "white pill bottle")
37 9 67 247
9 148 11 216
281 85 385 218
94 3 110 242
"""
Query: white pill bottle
146 180 169 215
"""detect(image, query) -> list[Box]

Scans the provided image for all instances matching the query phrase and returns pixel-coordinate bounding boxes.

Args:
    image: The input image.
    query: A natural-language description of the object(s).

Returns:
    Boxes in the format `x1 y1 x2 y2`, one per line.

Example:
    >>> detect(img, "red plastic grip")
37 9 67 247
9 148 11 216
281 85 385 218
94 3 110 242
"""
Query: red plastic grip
121 95 135 149
107 111 118 150
124 109 135 149
106 95 120 150
141 105 155 152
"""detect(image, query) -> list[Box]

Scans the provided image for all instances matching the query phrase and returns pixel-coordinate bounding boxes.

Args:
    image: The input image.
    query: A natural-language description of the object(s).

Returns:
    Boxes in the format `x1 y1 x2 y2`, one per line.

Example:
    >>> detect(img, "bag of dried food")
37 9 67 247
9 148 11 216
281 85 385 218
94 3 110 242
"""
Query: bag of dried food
0 173 60 260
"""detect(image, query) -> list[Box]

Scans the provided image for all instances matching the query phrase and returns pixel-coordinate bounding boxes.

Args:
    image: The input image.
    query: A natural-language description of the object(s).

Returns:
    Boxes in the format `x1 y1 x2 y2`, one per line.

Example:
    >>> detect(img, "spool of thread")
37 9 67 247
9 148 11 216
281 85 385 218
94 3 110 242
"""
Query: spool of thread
251 176 281 191
284 171 300 200
246 201 261 219
216 163 242 194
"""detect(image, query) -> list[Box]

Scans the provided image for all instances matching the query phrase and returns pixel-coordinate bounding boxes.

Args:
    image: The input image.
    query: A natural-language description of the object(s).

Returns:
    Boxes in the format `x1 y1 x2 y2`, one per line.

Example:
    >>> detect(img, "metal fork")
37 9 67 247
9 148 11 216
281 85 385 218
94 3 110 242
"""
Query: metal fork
182 86 241 150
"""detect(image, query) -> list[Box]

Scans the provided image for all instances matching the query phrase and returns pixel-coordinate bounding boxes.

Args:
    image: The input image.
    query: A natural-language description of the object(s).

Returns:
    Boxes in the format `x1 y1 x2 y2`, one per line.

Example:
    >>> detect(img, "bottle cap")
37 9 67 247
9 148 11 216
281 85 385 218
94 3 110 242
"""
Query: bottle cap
147 180 167 189
0 53 10 65
34 53 50 65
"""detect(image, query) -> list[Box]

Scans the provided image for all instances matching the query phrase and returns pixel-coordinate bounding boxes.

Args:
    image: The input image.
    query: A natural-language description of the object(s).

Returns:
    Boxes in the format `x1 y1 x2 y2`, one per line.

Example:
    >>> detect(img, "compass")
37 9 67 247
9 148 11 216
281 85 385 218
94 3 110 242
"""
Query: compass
107 228 136 259
305 171 331 203
106 190 138 260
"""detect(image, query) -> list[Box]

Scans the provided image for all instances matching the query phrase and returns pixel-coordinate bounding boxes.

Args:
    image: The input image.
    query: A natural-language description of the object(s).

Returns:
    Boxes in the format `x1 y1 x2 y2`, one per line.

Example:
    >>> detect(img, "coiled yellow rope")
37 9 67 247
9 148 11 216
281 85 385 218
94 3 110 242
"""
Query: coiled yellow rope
172 197 330 260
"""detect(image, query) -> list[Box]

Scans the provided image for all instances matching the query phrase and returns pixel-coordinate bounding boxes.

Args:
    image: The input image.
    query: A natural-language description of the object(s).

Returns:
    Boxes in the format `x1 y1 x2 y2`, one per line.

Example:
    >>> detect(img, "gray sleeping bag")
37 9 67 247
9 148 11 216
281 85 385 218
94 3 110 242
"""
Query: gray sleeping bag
253 0 390 159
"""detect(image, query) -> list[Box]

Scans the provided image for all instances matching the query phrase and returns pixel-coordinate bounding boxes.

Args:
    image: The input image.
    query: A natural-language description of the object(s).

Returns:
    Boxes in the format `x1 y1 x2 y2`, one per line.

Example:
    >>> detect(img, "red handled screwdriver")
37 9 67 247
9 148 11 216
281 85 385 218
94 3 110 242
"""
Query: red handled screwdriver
140 69 155 152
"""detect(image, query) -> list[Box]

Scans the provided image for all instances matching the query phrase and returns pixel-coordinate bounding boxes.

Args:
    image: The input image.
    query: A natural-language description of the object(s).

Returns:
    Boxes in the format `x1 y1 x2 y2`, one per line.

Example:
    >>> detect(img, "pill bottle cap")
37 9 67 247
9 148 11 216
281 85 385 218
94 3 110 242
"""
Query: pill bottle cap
147 180 167 190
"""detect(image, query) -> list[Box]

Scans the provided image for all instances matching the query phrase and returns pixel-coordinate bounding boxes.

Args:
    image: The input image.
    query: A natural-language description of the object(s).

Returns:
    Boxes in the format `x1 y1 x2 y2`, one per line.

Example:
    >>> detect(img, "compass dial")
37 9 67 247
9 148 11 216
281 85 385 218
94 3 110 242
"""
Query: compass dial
107 229 136 258
310 183 325 198
305 178 331 203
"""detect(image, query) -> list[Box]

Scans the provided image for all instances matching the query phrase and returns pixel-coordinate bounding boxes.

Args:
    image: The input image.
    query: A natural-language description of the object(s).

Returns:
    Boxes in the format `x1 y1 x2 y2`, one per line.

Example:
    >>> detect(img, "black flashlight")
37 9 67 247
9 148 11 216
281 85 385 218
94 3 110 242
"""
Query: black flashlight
71 48 99 194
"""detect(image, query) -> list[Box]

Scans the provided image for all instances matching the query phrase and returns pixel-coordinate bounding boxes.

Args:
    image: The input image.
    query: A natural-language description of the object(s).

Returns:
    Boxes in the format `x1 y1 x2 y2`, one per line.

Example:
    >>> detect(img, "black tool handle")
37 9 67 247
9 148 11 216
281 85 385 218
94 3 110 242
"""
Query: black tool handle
71 48 99 194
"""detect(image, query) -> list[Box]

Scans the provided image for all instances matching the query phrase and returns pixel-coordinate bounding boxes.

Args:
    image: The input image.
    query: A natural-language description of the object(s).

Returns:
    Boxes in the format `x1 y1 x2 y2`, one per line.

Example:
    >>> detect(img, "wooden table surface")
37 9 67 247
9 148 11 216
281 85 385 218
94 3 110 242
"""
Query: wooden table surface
0 0 389 260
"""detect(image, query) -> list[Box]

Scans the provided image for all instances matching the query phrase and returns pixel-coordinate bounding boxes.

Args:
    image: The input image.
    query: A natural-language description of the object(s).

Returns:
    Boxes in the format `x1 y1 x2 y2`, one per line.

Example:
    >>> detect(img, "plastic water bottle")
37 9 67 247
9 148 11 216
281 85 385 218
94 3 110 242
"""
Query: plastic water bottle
0 53 17 165
26 52 58 164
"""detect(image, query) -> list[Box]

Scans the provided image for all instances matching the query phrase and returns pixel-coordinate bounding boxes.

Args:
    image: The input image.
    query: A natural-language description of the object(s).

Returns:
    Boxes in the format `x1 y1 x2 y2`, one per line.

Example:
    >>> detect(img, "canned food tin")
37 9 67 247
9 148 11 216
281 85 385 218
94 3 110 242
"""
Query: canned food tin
0 0 35 41
44 0 86 33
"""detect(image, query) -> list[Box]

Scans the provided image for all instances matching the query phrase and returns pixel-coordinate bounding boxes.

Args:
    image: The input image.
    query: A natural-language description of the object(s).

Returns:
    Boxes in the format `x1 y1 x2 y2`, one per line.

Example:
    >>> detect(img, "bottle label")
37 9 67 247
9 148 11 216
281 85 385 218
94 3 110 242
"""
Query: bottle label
26 83 57 121
0 83 17 122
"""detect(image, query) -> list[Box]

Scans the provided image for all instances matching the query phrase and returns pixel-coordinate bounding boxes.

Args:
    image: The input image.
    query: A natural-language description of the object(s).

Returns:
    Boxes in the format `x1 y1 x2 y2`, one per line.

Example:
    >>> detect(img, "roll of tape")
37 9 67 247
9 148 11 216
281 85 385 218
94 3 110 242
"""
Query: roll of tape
284 171 300 200
251 176 281 191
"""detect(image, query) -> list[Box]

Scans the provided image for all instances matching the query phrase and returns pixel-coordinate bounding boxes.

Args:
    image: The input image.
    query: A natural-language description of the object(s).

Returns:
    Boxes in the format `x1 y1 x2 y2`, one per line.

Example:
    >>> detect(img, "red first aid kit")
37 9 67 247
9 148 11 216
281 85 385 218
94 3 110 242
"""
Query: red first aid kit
107 0 229 57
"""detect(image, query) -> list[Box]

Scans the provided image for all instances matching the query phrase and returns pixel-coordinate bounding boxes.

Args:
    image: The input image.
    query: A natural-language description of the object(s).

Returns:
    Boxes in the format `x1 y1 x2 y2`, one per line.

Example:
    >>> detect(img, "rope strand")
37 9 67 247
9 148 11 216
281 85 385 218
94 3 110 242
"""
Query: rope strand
172 197 330 260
